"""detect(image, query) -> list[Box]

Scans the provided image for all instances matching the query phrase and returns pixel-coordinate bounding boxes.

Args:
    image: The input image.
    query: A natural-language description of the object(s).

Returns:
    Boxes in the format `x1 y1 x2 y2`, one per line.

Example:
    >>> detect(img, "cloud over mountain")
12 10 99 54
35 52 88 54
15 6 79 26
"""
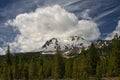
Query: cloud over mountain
7 5 100 52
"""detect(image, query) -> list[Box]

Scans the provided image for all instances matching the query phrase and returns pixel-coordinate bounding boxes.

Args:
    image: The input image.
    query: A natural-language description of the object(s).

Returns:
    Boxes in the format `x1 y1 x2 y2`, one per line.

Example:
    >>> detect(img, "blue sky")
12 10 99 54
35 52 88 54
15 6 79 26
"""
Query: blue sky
0 0 120 54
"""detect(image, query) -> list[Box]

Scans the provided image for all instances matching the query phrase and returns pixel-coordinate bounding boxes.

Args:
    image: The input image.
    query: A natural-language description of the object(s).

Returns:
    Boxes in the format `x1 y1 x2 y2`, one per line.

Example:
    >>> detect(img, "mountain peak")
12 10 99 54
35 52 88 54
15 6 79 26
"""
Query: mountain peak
41 36 91 52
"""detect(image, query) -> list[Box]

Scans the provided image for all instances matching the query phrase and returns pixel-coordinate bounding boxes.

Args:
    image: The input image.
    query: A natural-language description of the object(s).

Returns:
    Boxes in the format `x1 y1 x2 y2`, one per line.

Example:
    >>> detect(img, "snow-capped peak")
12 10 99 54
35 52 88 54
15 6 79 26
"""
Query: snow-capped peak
41 36 91 52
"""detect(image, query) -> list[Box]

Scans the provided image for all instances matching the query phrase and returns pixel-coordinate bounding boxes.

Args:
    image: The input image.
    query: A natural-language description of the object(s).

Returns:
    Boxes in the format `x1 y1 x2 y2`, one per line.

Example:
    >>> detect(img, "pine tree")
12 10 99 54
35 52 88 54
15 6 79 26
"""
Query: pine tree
96 54 107 79
107 34 120 76
72 58 79 79
64 59 73 79
87 43 99 76
54 49 65 79
6 45 12 65
79 49 88 80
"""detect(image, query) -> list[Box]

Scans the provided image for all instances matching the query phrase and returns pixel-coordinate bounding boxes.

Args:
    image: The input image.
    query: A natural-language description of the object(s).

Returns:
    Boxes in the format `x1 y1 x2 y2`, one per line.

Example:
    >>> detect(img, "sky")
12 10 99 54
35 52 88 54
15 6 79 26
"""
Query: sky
0 0 120 54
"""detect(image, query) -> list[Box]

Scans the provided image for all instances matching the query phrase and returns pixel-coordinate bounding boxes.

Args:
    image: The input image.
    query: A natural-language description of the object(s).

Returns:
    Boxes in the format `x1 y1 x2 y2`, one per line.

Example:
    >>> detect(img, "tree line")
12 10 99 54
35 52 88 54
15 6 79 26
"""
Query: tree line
0 34 120 80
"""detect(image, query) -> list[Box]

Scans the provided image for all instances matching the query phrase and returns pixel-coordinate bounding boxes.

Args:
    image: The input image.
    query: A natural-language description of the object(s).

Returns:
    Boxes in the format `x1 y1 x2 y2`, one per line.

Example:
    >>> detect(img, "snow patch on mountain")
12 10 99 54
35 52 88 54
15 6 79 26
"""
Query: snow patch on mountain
41 36 91 52
95 39 112 48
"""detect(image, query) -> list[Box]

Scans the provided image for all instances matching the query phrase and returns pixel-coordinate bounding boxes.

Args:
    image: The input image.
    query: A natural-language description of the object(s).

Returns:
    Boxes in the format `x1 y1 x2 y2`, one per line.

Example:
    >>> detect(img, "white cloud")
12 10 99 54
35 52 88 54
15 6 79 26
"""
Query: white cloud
8 5 100 52
0 48 6 55
106 20 120 40
81 9 92 20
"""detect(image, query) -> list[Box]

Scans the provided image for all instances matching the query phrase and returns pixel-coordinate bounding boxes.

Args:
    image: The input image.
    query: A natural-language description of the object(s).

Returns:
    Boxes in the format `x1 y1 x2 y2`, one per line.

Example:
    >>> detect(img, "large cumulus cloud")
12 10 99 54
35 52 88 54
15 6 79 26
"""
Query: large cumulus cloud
8 5 100 52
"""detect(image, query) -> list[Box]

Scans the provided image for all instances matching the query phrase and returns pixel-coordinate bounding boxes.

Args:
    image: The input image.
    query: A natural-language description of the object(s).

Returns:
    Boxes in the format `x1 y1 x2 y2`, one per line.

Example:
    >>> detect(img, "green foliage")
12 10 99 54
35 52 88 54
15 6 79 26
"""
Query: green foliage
53 50 65 79
64 59 73 78
107 34 120 77
87 43 99 76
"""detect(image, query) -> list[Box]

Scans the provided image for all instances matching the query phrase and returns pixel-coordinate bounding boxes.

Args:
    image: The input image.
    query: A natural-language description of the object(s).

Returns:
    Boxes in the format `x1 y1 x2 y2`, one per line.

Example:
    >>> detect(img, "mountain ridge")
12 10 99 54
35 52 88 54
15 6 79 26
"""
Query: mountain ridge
40 36 112 53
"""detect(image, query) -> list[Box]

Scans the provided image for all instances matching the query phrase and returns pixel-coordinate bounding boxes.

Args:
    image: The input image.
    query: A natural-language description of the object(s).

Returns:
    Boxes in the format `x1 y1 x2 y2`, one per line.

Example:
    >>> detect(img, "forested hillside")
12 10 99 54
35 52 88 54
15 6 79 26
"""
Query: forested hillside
0 34 120 80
